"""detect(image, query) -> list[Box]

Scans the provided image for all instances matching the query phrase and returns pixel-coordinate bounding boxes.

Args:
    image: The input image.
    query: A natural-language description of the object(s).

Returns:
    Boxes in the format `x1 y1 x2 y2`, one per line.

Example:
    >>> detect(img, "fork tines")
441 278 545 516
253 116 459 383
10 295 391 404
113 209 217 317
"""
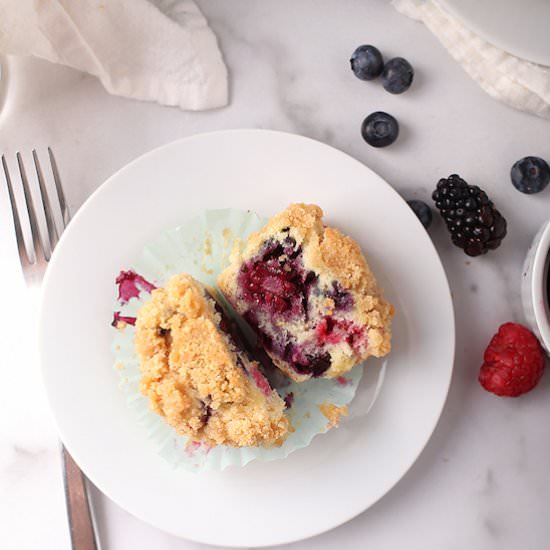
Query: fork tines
2 149 70 281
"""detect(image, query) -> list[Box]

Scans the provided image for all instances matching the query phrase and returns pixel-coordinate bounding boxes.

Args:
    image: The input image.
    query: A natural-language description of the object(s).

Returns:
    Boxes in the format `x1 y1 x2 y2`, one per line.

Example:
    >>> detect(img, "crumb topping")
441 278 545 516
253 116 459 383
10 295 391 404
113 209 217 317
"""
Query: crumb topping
319 403 348 428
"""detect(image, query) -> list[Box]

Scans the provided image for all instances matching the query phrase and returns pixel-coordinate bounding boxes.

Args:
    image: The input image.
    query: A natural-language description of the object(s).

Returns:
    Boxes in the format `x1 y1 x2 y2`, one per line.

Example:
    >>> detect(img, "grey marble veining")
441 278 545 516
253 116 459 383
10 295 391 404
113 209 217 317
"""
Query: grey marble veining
1 1 549 549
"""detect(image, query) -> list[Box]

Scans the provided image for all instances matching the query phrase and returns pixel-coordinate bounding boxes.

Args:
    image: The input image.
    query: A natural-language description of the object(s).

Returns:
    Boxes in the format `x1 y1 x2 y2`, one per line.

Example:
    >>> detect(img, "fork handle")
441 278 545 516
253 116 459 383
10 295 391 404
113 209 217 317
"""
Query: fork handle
62 446 98 550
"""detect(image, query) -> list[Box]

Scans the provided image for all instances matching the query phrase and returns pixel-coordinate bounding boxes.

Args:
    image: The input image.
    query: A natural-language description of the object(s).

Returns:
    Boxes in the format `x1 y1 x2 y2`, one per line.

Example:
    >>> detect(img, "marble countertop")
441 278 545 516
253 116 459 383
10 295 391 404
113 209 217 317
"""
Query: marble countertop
1 1 549 549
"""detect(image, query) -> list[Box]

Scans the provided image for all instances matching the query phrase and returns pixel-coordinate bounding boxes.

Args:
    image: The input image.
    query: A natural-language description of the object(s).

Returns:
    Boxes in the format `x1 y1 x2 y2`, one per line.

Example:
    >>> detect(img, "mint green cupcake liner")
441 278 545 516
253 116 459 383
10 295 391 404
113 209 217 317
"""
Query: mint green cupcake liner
112 209 386 472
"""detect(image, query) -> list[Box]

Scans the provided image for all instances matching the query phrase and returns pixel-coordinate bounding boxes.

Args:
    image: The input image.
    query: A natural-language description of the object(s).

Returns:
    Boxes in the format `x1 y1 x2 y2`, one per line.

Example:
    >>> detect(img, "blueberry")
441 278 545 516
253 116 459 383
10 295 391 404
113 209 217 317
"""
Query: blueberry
407 200 433 228
361 111 399 148
511 156 550 194
382 57 414 94
350 45 384 81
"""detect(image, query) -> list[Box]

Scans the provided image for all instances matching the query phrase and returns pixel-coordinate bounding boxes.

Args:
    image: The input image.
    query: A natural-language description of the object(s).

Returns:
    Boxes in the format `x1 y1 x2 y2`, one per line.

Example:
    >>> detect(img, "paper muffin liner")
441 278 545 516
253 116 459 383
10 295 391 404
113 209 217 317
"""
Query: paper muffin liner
112 209 386 471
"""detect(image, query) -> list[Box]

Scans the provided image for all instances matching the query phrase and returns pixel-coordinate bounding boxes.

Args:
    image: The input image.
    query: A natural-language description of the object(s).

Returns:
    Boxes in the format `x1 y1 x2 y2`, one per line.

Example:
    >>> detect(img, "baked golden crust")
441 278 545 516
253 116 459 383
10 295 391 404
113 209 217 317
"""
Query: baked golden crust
135 273 289 447
318 226 392 359
218 203 393 382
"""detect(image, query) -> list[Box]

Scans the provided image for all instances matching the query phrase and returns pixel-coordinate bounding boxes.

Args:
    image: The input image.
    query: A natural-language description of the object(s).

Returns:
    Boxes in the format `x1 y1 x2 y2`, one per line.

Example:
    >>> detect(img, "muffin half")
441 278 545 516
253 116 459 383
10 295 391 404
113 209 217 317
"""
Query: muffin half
135 273 289 447
218 203 393 382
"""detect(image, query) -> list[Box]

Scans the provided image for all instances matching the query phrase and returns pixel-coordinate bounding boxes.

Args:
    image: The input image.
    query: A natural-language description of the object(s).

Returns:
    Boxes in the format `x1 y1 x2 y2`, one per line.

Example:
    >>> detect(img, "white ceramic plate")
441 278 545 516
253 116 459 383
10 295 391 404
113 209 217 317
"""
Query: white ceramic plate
440 0 550 66
40 130 455 547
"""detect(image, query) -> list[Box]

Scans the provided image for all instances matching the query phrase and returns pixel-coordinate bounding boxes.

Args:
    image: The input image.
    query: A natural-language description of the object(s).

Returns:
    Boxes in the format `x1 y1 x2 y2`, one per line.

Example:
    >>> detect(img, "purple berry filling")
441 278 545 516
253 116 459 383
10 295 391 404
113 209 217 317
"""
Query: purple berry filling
239 238 307 317
111 311 137 327
116 270 156 303
292 352 332 377
327 281 353 311
112 270 156 327
236 236 361 378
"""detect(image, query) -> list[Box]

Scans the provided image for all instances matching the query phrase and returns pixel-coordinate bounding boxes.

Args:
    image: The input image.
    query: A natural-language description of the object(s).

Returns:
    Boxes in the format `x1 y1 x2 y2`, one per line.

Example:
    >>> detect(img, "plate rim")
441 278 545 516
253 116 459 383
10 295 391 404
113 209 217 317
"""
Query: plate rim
40 129 456 547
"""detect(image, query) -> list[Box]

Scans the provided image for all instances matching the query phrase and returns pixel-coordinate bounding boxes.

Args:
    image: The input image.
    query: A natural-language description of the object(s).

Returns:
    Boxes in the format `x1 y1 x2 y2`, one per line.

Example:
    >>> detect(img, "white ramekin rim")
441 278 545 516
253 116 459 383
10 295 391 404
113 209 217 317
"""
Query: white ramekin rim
531 220 550 350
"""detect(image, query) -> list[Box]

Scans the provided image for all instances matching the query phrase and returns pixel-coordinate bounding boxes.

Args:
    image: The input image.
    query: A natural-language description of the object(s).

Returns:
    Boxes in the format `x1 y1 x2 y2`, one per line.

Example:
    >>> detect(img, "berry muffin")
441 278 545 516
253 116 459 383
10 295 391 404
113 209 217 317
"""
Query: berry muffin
135 274 289 448
218 203 393 383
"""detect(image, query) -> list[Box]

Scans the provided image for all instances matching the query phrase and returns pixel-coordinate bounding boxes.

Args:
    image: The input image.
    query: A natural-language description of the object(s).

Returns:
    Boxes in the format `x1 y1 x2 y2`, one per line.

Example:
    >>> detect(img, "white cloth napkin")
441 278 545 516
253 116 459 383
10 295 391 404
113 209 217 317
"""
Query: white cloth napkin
392 0 550 119
0 0 228 110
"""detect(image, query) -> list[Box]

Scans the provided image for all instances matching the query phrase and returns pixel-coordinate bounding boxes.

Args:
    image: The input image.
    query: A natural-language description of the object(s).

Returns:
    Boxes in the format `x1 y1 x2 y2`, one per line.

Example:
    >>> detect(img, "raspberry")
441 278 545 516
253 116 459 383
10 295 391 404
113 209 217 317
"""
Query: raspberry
479 323 546 397
240 239 306 317
316 317 366 350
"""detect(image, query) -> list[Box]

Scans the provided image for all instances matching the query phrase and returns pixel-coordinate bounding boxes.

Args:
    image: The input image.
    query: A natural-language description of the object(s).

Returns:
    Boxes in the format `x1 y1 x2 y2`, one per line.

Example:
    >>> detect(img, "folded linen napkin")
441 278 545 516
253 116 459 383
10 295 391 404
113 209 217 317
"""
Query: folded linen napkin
392 0 550 119
0 0 228 110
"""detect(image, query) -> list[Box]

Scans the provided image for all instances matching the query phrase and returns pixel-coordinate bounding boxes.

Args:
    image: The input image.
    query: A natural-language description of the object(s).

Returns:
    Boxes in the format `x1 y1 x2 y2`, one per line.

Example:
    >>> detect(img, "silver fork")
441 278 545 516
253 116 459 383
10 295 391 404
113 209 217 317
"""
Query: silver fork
2 149 99 550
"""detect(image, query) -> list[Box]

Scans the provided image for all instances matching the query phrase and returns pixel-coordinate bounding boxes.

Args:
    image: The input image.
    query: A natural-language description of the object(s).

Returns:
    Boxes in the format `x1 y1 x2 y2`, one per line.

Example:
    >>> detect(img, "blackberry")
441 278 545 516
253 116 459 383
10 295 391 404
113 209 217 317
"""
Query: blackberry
432 174 507 257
